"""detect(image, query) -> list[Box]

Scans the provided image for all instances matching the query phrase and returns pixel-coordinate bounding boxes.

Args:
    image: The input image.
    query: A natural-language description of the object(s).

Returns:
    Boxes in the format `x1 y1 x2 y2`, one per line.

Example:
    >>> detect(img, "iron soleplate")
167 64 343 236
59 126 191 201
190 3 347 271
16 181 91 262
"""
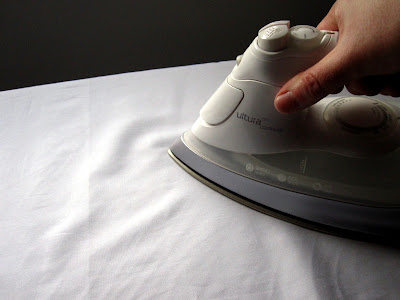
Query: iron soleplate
168 135 400 246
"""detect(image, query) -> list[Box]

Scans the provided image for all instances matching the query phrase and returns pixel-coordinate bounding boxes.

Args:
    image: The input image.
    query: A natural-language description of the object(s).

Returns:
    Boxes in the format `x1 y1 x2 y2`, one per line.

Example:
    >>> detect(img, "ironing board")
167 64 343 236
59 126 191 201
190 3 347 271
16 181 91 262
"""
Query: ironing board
1 61 399 299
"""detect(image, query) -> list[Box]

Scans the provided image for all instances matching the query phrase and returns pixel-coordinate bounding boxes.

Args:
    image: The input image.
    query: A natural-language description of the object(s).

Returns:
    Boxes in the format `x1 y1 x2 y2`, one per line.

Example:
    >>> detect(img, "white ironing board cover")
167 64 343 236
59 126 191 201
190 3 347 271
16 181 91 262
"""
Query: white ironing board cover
1 61 399 299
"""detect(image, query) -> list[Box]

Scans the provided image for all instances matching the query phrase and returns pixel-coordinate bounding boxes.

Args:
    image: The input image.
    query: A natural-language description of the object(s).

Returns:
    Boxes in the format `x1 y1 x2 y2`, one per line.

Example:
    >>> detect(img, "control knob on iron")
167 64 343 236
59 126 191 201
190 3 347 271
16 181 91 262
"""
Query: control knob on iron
258 21 325 52
257 20 290 52
289 25 324 49
323 96 396 137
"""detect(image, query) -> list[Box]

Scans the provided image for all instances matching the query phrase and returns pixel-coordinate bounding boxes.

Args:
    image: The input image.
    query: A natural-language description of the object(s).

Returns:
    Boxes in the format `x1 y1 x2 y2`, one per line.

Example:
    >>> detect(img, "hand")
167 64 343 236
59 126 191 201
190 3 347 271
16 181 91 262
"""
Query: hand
274 0 400 113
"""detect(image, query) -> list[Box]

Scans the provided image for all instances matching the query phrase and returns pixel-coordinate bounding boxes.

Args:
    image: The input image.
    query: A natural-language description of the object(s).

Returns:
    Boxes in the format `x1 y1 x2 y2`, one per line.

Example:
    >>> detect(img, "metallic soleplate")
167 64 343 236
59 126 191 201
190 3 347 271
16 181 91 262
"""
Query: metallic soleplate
168 136 400 246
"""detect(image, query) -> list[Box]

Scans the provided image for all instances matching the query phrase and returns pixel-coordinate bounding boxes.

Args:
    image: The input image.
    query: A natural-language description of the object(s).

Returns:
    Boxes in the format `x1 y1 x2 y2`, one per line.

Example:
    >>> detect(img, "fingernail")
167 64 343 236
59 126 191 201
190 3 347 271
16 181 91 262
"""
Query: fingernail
275 91 301 113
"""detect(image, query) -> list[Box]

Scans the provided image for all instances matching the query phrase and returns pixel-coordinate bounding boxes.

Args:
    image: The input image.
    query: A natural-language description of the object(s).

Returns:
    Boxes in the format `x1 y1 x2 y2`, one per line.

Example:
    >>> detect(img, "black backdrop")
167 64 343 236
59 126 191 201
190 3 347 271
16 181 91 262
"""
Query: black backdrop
0 1 334 91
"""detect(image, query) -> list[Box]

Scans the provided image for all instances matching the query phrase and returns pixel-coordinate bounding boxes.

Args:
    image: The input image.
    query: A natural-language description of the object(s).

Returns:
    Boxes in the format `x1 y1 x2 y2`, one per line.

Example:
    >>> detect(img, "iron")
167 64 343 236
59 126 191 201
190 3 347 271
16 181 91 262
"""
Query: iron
169 21 400 243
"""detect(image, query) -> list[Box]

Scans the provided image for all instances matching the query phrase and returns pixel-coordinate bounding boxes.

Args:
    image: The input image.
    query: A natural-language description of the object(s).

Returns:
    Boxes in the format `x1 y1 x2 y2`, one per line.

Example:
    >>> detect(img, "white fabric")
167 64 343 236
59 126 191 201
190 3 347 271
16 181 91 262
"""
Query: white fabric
1 61 400 299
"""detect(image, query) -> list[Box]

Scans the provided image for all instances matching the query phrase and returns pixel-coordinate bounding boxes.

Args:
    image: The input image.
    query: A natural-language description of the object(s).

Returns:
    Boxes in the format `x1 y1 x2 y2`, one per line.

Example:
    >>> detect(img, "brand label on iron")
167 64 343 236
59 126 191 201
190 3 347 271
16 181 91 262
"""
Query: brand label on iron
236 112 284 133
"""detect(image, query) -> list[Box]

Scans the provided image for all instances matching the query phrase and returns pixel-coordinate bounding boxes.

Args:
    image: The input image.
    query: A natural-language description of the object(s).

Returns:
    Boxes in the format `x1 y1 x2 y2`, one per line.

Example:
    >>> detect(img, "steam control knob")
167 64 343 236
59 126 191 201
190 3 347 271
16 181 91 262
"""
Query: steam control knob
257 20 290 52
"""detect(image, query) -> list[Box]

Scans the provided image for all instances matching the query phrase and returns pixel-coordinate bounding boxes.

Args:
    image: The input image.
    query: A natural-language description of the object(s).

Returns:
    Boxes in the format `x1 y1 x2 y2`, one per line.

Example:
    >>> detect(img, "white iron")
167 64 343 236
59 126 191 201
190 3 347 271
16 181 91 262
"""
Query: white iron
169 21 400 243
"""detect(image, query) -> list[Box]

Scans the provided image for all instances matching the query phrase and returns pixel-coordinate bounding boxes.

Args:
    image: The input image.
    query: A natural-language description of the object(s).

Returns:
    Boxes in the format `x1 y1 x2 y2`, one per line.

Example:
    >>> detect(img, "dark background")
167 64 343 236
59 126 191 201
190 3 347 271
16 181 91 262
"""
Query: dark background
0 1 334 91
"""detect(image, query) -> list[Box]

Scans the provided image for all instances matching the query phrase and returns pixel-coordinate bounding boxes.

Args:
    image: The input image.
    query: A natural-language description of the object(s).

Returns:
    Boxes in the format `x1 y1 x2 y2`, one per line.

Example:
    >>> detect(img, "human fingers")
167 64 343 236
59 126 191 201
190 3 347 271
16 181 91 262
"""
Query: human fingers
274 45 355 113
345 76 386 96
381 73 400 97
332 85 344 94
346 74 400 97
317 2 339 31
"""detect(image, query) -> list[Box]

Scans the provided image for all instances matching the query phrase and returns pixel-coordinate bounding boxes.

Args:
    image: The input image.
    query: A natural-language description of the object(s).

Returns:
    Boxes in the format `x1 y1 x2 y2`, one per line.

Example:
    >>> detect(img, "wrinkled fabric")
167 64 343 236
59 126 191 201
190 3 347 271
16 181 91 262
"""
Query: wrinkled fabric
1 61 399 299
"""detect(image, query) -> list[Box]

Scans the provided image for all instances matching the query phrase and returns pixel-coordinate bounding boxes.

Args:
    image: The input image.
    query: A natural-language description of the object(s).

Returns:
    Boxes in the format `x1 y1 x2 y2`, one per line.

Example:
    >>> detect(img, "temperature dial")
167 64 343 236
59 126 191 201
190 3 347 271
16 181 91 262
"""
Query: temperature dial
324 97 396 137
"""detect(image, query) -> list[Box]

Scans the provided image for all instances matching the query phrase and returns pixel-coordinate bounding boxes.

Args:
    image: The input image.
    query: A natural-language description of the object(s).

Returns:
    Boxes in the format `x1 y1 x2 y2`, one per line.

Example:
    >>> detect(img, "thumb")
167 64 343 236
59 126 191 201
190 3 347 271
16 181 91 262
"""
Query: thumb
274 46 354 113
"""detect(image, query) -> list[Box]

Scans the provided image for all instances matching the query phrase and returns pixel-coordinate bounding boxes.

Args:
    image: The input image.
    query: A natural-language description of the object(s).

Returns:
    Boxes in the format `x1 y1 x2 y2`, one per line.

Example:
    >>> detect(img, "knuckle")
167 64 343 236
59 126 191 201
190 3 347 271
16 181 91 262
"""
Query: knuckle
382 86 400 97
300 72 324 99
